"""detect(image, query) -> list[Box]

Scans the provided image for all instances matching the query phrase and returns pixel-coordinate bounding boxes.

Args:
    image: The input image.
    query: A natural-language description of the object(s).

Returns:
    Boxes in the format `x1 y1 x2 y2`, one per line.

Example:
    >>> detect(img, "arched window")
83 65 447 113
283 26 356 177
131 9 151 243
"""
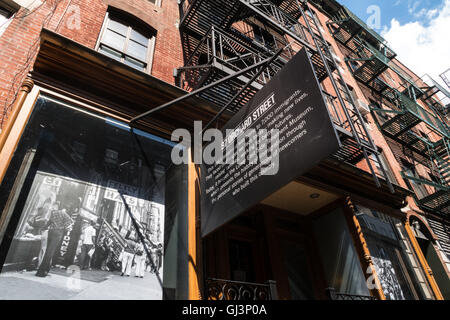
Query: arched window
97 9 156 73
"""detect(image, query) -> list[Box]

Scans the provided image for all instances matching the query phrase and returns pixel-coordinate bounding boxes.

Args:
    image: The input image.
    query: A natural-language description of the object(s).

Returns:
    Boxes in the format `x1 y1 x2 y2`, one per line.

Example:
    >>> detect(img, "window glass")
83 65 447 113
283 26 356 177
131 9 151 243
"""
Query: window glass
98 12 154 72
0 95 188 300
124 56 146 70
280 239 314 300
127 40 147 61
99 45 122 61
102 29 127 51
131 29 149 46
108 19 128 36
313 208 370 296
0 7 12 37
355 205 425 300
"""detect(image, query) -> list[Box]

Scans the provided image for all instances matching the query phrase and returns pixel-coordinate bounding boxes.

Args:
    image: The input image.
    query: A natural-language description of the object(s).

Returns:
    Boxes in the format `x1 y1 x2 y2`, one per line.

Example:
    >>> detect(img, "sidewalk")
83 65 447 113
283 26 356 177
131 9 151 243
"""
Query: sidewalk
0 267 163 300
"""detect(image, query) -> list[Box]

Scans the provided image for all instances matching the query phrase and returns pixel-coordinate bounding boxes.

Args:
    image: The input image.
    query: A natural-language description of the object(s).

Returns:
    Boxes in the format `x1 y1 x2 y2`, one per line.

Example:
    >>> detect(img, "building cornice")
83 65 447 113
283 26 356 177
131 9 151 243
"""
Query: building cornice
32 28 231 138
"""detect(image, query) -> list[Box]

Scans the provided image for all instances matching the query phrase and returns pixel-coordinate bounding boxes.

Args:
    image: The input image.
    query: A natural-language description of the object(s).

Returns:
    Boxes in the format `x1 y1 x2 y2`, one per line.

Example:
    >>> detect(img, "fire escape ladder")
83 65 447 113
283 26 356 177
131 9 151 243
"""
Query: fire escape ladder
296 1 394 192
433 139 450 187
176 0 395 192
440 68 450 90
420 139 450 214
419 75 450 118
238 0 313 50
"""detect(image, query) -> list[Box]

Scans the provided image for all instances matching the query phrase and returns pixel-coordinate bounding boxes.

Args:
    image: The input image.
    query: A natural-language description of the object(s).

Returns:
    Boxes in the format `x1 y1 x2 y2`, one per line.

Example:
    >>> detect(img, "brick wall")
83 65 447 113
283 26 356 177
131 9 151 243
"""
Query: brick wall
0 0 183 127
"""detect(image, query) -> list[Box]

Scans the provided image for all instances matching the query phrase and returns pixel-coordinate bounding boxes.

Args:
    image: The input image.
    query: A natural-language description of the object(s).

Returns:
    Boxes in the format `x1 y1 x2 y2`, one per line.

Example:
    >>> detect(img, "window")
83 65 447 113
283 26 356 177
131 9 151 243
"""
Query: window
372 151 397 184
252 24 276 50
401 160 428 199
355 206 425 300
348 85 359 103
97 11 156 73
348 60 360 72
0 95 189 299
0 6 14 37
384 72 396 86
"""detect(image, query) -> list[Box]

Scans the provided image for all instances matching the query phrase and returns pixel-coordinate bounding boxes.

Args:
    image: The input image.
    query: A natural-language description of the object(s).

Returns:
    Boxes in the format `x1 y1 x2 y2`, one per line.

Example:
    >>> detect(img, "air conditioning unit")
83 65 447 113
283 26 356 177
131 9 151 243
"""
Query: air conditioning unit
356 99 371 115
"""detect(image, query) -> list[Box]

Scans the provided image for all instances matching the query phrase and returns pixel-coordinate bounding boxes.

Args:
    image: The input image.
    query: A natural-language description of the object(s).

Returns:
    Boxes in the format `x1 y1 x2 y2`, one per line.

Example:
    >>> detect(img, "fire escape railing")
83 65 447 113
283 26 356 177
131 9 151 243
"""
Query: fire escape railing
177 26 284 92
175 0 395 192
401 138 450 216
324 1 450 211
418 75 450 118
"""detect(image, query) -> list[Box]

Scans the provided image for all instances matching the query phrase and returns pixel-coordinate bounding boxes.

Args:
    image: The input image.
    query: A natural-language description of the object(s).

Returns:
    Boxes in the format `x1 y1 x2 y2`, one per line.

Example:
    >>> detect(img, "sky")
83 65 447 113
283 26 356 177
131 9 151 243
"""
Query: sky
337 0 450 87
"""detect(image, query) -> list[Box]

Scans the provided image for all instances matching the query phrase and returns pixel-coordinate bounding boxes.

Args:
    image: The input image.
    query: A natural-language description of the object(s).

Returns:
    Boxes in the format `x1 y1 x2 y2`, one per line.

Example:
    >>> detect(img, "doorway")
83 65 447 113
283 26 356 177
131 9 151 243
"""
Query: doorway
203 206 324 300
411 218 450 299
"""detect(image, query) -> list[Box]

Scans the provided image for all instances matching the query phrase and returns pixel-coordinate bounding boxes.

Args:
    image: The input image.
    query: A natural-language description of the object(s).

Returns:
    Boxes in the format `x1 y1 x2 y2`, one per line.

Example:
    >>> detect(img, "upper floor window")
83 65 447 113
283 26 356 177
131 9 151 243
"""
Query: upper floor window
252 24 276 50
148 0 161 6
97 10 156 73
0 5 14 37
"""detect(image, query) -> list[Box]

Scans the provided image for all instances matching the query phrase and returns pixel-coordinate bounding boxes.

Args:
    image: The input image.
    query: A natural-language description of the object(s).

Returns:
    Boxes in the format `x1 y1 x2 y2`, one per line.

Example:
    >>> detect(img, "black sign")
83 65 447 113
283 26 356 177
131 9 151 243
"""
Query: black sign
200 48 341 236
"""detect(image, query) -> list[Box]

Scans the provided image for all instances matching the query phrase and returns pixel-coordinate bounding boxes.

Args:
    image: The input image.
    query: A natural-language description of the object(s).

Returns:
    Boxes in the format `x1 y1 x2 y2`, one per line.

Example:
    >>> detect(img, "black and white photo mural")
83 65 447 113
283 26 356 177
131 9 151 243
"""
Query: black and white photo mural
0 95 181 300
355 205 422 300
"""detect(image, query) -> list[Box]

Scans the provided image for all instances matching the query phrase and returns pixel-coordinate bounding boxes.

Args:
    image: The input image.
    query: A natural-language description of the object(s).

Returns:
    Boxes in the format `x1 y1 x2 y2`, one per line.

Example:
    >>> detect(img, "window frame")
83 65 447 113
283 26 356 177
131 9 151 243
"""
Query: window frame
148 0 162 7
96 11 156 74
0 4 15 38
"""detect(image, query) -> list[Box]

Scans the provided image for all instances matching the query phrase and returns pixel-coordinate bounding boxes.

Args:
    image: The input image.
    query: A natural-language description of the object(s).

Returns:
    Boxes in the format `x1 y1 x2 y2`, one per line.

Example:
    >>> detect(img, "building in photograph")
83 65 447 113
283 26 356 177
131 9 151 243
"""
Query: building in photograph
0 0 448 300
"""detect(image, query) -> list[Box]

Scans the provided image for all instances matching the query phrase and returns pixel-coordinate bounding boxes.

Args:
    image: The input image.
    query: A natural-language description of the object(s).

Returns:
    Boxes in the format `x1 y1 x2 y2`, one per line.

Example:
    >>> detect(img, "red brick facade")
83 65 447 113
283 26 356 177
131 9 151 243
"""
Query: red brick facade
0 0 443 218
0 0 183 126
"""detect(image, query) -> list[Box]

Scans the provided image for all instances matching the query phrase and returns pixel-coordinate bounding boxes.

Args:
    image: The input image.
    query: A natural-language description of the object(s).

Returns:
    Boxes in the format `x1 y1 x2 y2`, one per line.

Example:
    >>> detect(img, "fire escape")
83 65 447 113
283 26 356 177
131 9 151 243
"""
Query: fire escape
327 6 450 216
176 0 394 192
441 68 450 90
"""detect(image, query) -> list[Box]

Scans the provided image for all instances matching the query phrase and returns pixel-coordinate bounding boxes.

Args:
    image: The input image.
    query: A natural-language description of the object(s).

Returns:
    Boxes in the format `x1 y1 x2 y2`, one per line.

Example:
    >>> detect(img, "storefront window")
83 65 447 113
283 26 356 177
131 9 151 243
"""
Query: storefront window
313 208 370 296
0 95 188 300
355 205 424 300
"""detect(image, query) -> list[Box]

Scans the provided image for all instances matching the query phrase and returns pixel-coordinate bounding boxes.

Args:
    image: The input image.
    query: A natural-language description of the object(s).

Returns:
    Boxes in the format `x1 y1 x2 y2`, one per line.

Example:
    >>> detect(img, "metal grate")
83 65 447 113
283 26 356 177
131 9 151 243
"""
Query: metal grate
205 278 278 300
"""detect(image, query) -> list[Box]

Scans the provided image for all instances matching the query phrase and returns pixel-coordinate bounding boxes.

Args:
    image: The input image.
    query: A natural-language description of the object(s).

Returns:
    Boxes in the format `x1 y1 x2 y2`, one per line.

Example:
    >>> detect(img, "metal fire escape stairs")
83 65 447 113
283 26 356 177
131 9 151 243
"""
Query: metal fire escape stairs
172 0 394 191
418 75 450 118
441 68 450 90
401 138 450 215
295 1 393 191
325 3 450 212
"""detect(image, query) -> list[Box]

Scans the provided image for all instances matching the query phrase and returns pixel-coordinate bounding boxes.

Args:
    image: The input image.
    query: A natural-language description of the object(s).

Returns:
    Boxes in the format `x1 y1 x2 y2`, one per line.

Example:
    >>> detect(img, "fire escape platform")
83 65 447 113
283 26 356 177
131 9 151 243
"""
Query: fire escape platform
177 0 394 192
378 87 450 139
329 7 396 60
420 189 450 215
178 23 333 113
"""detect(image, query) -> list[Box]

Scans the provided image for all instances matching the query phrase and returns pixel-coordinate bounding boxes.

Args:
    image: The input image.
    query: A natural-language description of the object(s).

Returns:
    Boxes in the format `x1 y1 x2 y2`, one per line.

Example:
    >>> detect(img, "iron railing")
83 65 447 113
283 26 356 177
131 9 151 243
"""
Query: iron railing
326 288 377 301
176 0 395 191
178 26 284 92
205 278 278 300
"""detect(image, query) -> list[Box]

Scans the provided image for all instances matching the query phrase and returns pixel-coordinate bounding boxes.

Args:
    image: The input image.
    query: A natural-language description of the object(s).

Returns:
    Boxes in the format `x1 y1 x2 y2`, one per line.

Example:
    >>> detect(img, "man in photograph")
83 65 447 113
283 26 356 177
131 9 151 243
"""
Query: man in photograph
36 201 74 277
79 220 97 270
155 244 163 274
120 238 136 277
134 240 145 278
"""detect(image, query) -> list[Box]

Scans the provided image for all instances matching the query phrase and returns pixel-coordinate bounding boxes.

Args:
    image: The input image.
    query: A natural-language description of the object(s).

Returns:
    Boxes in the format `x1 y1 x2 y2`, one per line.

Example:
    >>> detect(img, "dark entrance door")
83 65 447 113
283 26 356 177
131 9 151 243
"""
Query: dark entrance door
417 238 450 299
203 212 268 284
203 206 324 300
